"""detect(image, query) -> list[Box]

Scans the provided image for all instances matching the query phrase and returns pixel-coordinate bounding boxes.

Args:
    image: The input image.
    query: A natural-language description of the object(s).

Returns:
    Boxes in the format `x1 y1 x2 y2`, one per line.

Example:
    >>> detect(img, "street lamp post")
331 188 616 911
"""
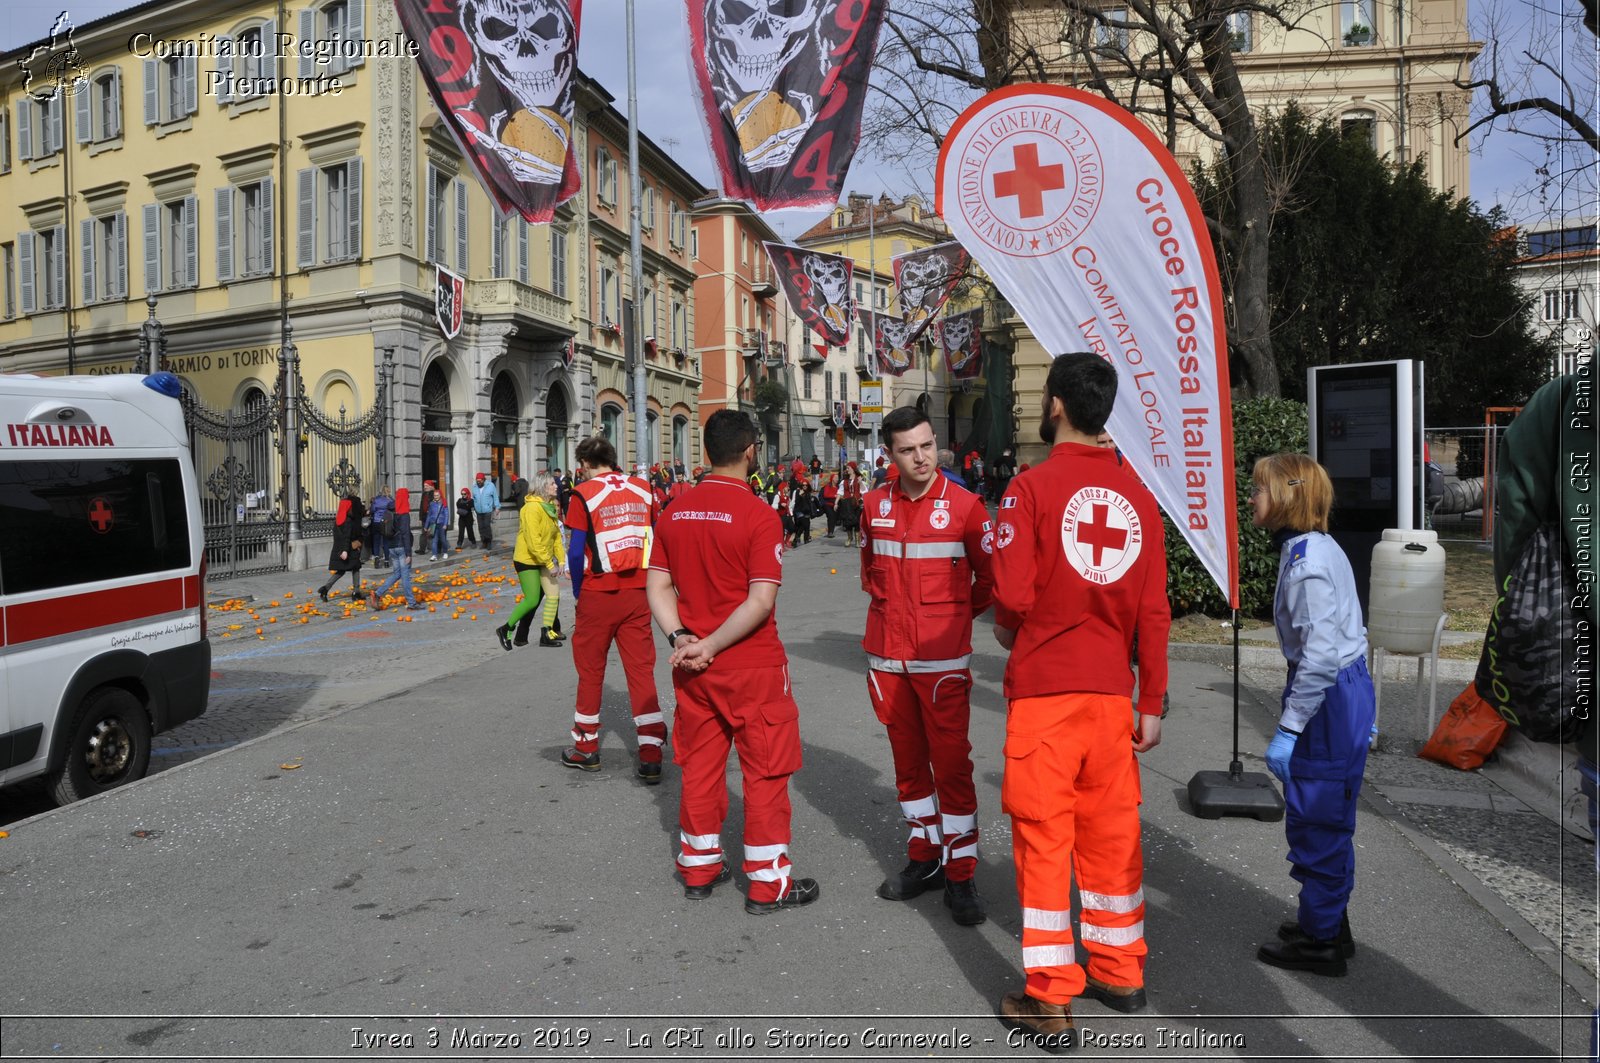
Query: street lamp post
136 293 167 375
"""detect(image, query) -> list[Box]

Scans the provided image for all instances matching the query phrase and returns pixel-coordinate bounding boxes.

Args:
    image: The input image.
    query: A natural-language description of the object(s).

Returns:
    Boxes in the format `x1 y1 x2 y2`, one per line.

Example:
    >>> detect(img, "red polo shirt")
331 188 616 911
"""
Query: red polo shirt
649 475 787 671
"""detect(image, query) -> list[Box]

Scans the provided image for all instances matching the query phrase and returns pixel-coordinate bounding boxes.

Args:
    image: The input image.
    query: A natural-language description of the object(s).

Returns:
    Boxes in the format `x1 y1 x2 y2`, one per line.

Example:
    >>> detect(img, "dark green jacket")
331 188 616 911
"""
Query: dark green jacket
1493 370 1599 761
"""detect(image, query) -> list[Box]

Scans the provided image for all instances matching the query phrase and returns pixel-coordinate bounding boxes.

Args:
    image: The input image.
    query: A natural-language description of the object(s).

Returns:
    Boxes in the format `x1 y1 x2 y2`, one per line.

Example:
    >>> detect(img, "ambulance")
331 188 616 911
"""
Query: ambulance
0 372 210 805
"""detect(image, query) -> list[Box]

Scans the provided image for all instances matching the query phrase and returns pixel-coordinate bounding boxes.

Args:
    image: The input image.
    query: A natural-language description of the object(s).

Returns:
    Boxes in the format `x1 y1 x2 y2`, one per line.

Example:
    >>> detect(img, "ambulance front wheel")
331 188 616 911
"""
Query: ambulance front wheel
49 687 153 805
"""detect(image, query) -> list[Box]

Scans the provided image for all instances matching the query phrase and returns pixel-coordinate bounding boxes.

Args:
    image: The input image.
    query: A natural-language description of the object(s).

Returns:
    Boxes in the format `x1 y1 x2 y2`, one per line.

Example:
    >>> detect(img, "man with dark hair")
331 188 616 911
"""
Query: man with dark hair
860 405 995 926
992 352 1170 1051
562 435 666 780
646 410 820 914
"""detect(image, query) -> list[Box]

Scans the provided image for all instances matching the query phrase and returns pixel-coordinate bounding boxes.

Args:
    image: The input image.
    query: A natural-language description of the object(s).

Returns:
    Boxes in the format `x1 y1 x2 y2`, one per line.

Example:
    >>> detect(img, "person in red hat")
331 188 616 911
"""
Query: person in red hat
860 405 994 926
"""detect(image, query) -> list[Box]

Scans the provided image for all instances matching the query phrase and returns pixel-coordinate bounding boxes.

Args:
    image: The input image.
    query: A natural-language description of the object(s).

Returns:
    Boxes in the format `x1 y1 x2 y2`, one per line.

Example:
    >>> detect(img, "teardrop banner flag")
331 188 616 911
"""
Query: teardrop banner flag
938 307 984 380
765 242 855 347
892 241 970 346
936 84 1238 607
687 0 889 212
394 0 582 224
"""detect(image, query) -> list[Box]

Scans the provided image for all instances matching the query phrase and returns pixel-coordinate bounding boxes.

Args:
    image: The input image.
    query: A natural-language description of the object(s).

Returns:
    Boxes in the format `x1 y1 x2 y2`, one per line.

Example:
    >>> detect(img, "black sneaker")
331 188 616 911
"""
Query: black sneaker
512 634 530 648
1277 912 1355 958
684 863 731 900
637 760 662 785
540 629 564 647
943 877 987 926
317 585 330 602
877 858 943 901
561 748 601 772
493 625 512 651
745 877 820 915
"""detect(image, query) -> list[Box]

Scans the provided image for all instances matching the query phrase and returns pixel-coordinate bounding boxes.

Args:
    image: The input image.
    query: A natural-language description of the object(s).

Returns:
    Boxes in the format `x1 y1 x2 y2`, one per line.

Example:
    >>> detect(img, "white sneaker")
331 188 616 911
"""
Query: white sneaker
429 554 438 561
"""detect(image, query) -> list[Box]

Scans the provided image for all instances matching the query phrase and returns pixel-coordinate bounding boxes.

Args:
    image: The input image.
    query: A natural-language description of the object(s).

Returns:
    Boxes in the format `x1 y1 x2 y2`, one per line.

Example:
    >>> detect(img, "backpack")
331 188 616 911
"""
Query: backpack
372 498 394 539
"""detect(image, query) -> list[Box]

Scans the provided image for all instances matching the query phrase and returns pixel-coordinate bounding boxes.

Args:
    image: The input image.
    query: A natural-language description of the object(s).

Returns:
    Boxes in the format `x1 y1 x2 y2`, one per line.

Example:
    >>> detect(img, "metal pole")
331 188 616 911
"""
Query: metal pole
626 0 647 474
281 322 302 544
867 199 879 462
62 90 77 374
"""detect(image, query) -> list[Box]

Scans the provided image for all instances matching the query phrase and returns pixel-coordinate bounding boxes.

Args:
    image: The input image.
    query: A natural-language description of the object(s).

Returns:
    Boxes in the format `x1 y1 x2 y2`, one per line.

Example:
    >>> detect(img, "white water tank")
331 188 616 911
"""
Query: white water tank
1368 529 1447 654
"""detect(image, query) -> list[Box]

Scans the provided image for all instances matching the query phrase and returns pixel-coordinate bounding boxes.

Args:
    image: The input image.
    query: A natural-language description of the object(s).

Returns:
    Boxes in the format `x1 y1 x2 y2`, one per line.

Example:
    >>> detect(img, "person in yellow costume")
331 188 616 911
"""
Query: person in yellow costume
496 473 565 650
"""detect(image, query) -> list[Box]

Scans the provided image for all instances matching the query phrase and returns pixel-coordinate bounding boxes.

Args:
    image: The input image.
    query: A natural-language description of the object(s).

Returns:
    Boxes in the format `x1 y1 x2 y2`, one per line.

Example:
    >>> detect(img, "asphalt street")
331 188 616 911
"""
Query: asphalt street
0 532 1594 1061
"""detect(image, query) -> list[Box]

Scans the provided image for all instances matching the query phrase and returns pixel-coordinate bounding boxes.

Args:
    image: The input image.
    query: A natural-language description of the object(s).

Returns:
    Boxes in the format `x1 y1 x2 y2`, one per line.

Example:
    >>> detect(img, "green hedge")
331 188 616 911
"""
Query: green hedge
1162 396 1308 618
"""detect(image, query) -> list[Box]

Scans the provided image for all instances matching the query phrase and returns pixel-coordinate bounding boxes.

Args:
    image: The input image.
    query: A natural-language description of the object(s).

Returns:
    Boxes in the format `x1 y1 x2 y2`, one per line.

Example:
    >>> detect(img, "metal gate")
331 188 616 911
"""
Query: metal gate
185 384 289 579
299 392 386 545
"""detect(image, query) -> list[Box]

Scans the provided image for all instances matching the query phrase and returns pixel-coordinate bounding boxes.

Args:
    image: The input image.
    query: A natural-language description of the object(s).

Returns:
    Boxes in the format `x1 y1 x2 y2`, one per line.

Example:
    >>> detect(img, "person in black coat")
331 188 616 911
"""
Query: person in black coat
318 491 366 601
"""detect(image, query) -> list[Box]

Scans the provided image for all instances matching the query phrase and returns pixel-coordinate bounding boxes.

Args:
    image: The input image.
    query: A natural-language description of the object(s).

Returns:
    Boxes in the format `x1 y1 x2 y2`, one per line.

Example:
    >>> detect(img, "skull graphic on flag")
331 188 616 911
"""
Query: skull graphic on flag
892 242 969 346
764 242 855 347
862 310 914 377
938 308 983 380
688 0 889 212
395 0 582 224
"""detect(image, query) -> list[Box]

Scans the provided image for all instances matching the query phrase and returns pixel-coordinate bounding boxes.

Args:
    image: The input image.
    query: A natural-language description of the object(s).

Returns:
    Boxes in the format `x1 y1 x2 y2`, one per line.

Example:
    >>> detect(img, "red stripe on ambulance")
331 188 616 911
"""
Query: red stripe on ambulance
1 576 192 648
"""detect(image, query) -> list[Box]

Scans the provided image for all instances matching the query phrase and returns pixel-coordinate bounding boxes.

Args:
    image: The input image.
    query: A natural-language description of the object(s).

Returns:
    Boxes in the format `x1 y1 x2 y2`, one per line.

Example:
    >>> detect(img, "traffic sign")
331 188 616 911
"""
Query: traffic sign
860 382 883 424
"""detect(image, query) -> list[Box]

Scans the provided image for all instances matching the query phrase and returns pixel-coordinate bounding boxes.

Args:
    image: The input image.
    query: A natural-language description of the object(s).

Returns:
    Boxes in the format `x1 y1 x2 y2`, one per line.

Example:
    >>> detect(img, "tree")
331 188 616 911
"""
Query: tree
1192 105 1554 423
1455 0 1597 217
867 0 1341 397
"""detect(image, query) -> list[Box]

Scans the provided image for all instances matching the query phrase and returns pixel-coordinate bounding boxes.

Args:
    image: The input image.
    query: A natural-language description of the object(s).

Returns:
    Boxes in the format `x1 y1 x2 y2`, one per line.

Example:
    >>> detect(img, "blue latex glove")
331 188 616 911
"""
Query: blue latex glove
567 529 587 599
1265 728 1298 783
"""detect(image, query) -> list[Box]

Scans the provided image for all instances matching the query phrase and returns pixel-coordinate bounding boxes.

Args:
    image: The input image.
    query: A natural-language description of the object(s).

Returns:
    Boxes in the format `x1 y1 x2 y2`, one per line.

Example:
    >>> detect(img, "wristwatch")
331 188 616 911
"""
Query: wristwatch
667 628 694 648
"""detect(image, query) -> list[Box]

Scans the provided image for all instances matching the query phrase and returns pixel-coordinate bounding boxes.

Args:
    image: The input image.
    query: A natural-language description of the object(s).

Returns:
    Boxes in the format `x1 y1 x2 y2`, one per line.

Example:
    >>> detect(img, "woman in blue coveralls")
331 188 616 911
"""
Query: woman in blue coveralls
1249 453 1375 978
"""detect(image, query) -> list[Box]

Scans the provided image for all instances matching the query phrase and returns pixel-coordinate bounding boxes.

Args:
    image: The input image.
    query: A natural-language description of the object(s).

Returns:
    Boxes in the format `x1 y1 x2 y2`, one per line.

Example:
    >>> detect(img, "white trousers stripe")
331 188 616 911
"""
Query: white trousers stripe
1079 920 1145 947
634 712 665 727
1022 944 1077 968
681 831 720 850
573 712 601 725
1079 888 1145 914
1023 907 1074 932
679 852 723 867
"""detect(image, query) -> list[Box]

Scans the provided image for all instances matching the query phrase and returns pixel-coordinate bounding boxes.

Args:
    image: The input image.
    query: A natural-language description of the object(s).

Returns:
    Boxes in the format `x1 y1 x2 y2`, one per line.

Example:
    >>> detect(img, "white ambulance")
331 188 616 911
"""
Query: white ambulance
0 372 210 805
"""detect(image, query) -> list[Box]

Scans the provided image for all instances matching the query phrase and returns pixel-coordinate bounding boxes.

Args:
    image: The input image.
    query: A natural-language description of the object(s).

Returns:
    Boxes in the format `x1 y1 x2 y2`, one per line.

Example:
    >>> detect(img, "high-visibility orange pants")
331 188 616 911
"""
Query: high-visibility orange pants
1003 692 1147 1005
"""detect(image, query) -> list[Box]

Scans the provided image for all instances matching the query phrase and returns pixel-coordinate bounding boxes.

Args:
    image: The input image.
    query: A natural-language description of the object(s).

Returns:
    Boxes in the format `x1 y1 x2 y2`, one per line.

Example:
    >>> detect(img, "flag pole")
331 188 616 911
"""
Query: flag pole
868 199 879 462
626 0 647 473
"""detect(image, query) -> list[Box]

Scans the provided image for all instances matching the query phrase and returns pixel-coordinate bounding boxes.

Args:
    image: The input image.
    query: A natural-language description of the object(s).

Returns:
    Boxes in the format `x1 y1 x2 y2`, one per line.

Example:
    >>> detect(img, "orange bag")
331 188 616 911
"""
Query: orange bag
1419 684 1509 771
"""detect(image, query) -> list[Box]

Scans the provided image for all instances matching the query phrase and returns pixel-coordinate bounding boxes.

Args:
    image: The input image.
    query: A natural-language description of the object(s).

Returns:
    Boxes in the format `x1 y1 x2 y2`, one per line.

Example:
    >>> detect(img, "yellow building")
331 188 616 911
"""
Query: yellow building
0 2 701 570
994 0 1480 463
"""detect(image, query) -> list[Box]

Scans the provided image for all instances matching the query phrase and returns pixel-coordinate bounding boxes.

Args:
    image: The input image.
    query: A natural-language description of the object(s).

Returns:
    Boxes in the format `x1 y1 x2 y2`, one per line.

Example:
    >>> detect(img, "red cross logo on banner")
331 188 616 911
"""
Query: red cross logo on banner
88 497 115 534
992 143 1066 220
1061 487 1141 584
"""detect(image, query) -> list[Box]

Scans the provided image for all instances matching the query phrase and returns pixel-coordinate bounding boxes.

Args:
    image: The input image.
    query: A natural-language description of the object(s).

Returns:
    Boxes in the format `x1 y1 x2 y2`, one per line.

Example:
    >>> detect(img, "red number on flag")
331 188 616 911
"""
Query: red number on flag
792 132 836 193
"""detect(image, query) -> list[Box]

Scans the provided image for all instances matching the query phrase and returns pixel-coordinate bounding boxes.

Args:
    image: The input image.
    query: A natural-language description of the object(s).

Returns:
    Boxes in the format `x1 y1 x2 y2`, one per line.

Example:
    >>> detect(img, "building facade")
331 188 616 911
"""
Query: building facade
0 2 701 569
1511 219 1598 378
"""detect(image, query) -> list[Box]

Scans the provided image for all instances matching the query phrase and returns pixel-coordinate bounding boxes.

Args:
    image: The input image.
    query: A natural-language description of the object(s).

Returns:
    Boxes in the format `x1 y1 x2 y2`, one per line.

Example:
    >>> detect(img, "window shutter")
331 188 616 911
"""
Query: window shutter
17 231 34 313
492 211 505 278
299 9 316 79
346 0 365 67
17 100 32 161
454 178 468 274
296 167 316 268
262 19 278 83
260 175 275 274
142 203 160 293
80 217 95 303
216 44 233 105
424 162 438 263
517 219 529 284
48 102 63 155
50 225 66 308
2 105 10 172
75 85 91 143
108 69 122 138
143 59 158 125
183 196 198 288
114 211 128 298
183 56 198 115
344 156 362 260
215 186 234 281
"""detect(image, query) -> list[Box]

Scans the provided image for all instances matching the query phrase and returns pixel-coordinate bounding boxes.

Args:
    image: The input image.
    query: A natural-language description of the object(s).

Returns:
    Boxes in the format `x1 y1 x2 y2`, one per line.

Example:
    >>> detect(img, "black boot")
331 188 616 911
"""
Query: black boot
1257 936 1347 976
493 624 512 652
877 858 943 900
317 585 330 602
943 877 987 925
539 628 563 647
1277 911 1355 958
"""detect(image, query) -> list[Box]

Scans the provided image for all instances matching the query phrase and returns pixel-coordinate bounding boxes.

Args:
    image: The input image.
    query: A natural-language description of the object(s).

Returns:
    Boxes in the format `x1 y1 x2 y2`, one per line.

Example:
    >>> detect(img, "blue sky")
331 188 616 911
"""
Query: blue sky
3 0 1573 227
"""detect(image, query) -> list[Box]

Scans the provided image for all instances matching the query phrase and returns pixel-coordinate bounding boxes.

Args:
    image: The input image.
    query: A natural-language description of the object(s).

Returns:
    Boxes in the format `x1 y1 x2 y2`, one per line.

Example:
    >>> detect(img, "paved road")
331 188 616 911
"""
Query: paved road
0 534 1593 1060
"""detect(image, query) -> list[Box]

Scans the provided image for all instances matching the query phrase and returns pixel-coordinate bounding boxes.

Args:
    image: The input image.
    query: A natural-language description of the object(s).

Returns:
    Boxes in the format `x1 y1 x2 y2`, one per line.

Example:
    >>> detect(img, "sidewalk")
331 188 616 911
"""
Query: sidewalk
0 535 1592 1058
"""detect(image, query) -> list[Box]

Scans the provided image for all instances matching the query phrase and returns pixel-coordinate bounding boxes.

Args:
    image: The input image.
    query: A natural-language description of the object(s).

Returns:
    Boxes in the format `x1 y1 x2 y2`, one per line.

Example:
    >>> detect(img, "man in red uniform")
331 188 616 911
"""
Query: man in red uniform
991 353 1169 1054
646 410 820 914
860 406 994 925
562 435 666 781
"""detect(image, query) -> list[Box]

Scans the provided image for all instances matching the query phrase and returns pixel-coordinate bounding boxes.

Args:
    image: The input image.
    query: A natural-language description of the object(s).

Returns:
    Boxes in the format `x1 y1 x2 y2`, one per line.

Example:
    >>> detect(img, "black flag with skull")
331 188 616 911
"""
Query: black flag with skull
688 0 889 212
764 242 855 347
395 0 582 223
937 308 984 381
891 242 970 346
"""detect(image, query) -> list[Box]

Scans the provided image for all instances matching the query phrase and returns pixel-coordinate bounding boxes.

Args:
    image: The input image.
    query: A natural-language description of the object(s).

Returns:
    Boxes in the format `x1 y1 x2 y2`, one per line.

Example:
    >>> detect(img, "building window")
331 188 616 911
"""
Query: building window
493 211 530 283
74 69 123 145
824 368 833 407
690 229 699 259
551 225 568 298
596 147 617 204
600 403 622 444
298 159 363 267
80 211 129 304
833 210 846 229
670 202 686 248
642 186 655 231
18 225 67 312
140 198 196 294
600 266 620 326
17 96 65 161
1527 226 1599 256
671 298 685 349
1226 11 1252 51
216 178 274 281
218 22 280 103
1095 8 1129 49
298 0 365 78
143 53 197 126
1545 288 1582 321
646 410 660 461
803 367 813 400
0 107 9 172
1340 110 1376 148
741 232 749 264
643 283 657 340
672 415 689 467
422 163 466 271
2 243 13 318
1342 0 1376 45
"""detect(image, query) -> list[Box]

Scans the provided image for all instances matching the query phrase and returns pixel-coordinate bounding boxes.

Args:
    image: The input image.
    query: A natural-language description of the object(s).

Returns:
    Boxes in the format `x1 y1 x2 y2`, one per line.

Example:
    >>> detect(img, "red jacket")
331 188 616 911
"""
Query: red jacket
861 475 995 669
992 443 1170 713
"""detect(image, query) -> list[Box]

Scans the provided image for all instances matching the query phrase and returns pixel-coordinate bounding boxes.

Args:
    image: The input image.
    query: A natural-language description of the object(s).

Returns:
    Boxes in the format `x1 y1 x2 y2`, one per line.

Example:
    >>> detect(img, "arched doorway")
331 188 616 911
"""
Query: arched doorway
490 372 520 501
671 414 689 469
600 403 622 448
421 361 453 493
545 384 570 473
239 385 273 512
